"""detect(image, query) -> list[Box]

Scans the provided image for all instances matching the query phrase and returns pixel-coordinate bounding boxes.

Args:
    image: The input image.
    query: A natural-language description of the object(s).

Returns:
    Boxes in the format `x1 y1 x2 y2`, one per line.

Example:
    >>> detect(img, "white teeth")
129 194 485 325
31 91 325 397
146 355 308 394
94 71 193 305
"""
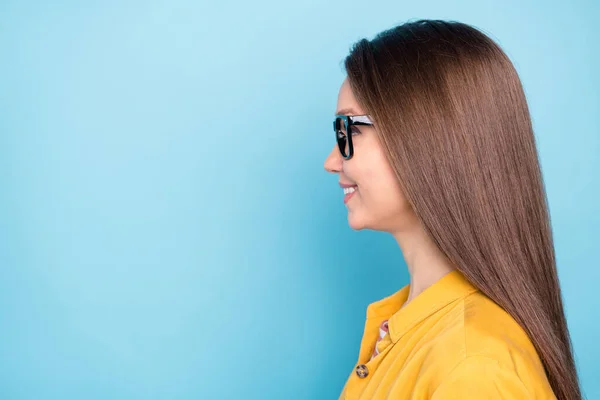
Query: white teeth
343 186 357 195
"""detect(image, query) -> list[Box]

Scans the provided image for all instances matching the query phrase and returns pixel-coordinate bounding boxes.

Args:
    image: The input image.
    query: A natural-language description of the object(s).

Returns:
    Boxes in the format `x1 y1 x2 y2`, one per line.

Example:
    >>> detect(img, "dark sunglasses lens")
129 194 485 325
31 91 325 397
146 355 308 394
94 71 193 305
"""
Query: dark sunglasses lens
335 118 349 157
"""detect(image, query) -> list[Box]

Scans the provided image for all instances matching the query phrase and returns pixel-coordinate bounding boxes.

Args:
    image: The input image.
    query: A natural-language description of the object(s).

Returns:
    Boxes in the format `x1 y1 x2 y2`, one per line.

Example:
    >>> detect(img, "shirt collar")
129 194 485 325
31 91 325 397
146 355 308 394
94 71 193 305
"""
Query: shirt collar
365 269 480 343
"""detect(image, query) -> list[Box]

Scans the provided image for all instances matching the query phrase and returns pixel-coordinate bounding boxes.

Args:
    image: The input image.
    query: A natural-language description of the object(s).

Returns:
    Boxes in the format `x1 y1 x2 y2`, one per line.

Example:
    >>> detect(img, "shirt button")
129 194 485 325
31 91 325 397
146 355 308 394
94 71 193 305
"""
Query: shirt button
355 364 369 378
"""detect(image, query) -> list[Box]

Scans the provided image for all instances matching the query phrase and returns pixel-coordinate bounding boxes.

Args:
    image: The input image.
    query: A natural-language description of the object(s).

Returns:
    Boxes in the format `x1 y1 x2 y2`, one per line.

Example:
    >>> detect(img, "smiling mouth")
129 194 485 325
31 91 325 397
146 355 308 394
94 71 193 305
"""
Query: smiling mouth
343 186 358 204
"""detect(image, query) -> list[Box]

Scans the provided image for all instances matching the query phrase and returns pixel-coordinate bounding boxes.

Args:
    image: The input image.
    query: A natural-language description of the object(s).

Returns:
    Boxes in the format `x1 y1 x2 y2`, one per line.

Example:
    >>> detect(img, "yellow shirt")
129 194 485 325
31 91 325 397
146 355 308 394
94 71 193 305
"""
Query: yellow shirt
338 269 556 399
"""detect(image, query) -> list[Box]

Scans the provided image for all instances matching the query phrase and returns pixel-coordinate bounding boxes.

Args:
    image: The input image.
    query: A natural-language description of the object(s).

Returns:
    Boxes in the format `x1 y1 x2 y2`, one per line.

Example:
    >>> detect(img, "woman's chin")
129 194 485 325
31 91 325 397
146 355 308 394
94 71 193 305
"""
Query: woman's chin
348 211 393 232
347 212 368 230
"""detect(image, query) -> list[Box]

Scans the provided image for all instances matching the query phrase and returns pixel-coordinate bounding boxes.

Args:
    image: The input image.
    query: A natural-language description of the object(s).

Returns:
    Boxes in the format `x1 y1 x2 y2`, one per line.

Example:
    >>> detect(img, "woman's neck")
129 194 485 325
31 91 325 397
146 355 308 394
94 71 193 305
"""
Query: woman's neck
393 222 456 308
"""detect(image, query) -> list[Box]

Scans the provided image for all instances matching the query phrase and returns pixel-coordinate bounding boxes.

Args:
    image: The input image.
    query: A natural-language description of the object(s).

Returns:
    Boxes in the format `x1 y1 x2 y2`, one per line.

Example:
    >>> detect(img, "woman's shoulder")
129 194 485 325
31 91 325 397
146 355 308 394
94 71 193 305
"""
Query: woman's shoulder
431 291 544 366
461 291 541 362
423 291 555 398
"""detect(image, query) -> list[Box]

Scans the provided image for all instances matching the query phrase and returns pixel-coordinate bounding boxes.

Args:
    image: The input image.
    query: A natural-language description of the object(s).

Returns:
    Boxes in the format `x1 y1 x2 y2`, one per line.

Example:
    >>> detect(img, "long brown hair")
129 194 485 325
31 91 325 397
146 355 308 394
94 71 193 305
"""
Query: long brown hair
343 19 581 399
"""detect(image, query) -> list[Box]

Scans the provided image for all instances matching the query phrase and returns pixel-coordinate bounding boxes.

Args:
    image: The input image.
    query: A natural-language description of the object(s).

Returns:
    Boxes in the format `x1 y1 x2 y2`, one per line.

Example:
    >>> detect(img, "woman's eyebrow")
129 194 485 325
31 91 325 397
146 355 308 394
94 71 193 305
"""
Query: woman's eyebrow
335 108 359 116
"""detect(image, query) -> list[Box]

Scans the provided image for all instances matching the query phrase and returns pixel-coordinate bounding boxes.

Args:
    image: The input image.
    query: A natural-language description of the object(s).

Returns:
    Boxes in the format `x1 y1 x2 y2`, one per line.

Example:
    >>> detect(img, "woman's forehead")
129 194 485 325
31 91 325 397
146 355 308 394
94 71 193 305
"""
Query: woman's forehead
336 78 365 115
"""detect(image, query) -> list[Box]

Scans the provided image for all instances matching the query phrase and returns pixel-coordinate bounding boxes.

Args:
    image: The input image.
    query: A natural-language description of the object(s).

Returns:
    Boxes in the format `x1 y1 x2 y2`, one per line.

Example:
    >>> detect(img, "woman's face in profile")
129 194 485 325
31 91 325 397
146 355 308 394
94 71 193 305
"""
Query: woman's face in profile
324 77 416 233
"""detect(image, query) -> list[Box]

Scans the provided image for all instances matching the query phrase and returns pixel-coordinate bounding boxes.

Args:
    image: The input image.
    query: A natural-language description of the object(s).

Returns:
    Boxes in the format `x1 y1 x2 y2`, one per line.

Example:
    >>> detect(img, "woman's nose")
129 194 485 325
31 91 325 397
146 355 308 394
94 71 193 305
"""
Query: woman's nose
324 145 342 174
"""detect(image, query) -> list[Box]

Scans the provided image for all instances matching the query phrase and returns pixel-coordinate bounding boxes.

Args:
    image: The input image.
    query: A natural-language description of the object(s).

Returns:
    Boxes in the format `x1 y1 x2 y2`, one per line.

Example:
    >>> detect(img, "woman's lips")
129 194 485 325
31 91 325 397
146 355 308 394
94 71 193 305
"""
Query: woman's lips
343 186 358 204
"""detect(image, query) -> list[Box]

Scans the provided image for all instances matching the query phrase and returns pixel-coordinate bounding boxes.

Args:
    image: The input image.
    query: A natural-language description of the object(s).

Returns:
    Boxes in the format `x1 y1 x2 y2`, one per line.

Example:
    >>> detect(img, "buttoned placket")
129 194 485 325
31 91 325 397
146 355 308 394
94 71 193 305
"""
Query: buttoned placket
341 317 397 400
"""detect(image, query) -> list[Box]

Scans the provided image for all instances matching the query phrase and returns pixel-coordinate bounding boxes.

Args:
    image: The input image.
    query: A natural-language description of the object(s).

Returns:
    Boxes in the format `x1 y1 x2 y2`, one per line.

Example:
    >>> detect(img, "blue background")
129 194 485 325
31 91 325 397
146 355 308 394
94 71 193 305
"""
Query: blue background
1 0 598 398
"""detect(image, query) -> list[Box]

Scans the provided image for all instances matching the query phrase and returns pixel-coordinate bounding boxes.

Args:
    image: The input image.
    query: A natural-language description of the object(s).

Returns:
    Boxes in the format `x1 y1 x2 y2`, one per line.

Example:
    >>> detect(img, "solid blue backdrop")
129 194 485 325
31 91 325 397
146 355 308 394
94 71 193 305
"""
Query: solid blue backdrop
1 0 598 398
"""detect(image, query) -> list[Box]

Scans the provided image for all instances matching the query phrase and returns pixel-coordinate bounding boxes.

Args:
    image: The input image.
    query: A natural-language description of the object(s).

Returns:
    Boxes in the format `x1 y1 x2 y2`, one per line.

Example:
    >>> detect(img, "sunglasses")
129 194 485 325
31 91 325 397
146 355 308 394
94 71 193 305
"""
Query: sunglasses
333 114 374 160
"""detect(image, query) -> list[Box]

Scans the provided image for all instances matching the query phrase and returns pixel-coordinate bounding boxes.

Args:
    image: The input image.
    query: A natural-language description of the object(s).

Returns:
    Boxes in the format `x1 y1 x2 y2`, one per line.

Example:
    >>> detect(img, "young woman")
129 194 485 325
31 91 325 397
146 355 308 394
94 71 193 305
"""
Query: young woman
325 19 582 400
